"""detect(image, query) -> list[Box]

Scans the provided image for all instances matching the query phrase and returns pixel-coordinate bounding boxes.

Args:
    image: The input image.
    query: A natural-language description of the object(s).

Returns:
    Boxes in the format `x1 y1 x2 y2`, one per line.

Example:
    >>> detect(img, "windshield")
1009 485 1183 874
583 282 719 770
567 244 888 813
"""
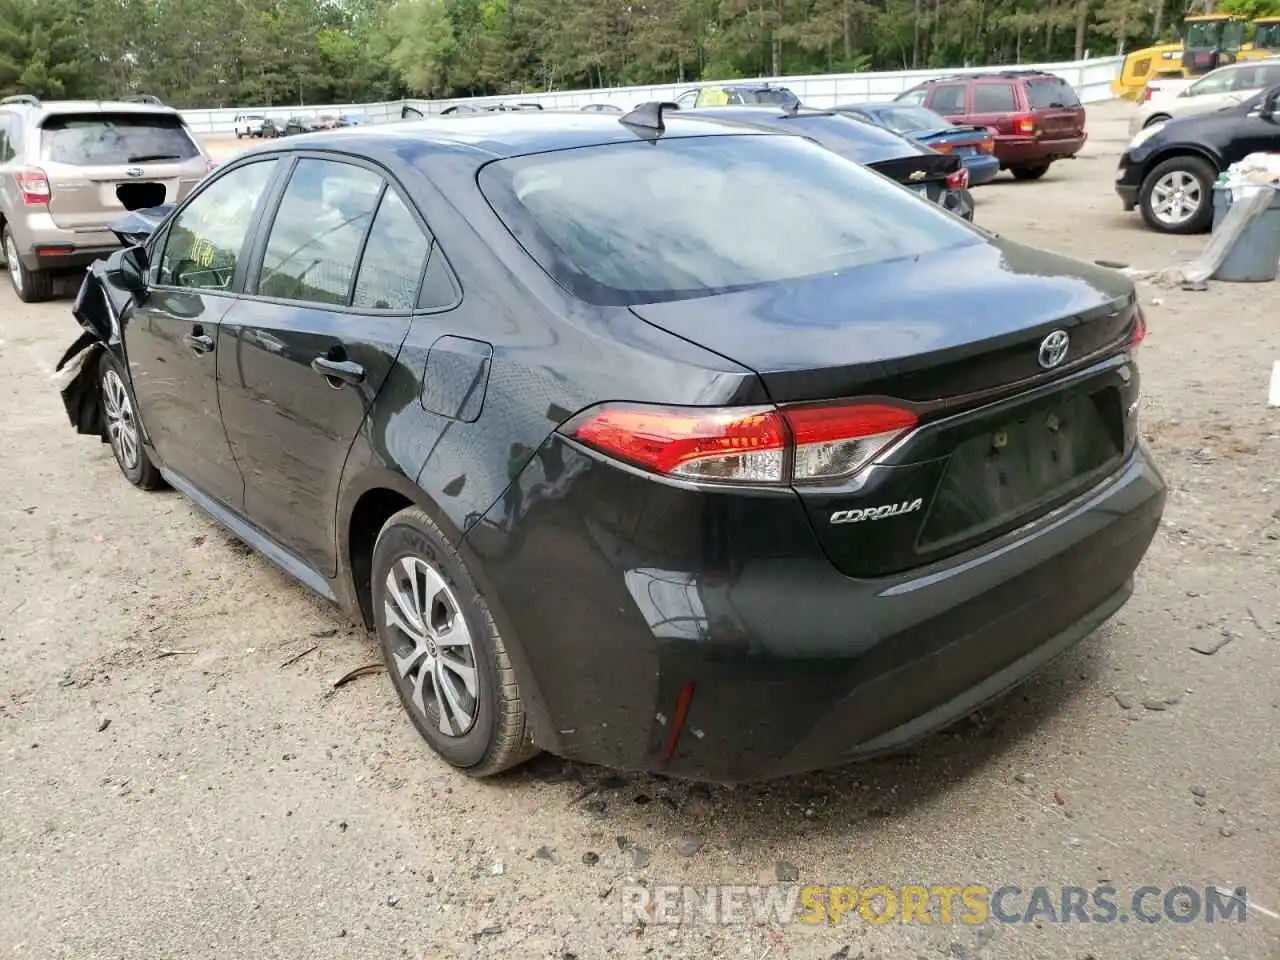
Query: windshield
479 134 978 306
1185 20 1224 47
40 113 199 166
866 105 955 133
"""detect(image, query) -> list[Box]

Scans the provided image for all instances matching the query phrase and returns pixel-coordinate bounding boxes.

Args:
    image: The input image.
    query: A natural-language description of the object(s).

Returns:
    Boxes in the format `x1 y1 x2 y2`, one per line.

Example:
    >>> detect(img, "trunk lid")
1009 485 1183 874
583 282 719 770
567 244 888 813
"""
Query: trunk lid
867 152 957 204
630 238 1140 579
628 238 1134 406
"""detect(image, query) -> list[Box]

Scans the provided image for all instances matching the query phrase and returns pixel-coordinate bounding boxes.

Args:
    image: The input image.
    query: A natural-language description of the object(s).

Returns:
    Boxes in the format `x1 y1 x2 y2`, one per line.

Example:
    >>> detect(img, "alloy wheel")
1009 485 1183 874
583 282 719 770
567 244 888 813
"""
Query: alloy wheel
5 232 22 297
1150 171 1203 227
102 369 140 470
383 556 480 737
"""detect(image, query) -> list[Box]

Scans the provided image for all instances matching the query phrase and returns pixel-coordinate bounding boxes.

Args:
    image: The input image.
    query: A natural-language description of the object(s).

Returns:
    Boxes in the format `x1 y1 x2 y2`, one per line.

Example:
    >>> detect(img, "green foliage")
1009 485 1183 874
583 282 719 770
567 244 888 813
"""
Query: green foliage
0 0 1249 106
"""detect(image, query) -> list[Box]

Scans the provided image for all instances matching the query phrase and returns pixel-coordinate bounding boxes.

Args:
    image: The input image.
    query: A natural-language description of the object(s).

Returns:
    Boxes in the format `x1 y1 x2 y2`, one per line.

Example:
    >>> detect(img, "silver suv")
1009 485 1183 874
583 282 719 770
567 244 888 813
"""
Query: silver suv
0 94 213 302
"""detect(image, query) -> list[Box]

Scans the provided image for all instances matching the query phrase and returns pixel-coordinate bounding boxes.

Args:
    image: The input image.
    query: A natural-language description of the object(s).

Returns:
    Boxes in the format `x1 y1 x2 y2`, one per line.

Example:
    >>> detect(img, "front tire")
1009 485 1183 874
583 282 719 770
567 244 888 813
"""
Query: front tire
1139 155 1216 234
98 351 164 490
4 225 54 303
372 506 538 778
1010 164 1050 181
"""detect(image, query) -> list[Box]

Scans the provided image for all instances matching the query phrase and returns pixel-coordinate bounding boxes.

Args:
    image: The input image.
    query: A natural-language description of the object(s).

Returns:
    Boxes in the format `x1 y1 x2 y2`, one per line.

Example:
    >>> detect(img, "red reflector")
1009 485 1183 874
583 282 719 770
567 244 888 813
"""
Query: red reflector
979 138 995 154
15 168 50 205
35 245 73 257
1013 114 1036 136
946 166 970 190
1130 306 1147 351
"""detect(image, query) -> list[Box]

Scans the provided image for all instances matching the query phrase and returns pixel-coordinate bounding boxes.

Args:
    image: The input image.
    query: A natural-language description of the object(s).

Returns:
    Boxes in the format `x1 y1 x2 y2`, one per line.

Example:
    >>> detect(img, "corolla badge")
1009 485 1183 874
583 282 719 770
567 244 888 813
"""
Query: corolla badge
1038 330 1070 370
125 167 145 178
830 499 923 524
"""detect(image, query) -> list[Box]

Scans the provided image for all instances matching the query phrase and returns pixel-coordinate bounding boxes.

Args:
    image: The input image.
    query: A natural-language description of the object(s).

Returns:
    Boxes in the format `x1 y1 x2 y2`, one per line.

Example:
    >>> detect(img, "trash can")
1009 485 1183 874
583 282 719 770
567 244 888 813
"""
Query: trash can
1211 184 1280 283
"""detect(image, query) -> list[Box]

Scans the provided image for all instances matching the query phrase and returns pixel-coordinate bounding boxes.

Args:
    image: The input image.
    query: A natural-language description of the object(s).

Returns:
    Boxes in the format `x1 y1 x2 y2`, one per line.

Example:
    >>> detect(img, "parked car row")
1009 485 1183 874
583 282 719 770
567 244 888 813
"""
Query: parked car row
233 112 364 139
51 101 1164 783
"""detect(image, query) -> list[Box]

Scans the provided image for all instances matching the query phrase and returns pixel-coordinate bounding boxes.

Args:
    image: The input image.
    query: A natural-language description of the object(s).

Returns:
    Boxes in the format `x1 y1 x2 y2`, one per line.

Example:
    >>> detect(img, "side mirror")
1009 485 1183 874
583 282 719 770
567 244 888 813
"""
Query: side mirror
106 246 148 296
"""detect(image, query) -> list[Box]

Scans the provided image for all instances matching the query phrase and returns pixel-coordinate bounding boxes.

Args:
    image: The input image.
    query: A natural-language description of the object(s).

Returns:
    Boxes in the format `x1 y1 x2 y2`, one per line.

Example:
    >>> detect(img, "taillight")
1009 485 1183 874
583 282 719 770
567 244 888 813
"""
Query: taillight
1130 305 1147 352
1013 114 1037 136
932 143 953 154
1142 85 1154 102
566 400 918 485
946 166 970 190
15 168 50 205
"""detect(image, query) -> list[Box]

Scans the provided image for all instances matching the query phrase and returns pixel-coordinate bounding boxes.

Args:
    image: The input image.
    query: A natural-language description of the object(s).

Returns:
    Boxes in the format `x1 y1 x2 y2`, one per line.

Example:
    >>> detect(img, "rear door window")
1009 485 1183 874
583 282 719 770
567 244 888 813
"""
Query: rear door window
478 133 978 306
1026 78 1082 108
352 191 432 311
256 158 384 306
972 83 1018 113
40 113 200 166
928 85 967 115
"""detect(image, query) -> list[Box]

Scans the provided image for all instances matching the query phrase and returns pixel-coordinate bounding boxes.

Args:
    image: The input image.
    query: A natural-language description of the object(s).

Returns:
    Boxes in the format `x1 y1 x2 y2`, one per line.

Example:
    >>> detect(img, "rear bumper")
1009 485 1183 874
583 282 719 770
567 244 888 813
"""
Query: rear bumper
961 154 1001 185
1115 153 1144 210
997 134 1086 167
468 438 1166 783
21 245 120 272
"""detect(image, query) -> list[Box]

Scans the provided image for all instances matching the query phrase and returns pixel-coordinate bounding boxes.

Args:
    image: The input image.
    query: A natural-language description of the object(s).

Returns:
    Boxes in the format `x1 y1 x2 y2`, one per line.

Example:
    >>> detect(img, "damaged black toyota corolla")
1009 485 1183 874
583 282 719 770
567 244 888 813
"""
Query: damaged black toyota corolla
56 105 1166 783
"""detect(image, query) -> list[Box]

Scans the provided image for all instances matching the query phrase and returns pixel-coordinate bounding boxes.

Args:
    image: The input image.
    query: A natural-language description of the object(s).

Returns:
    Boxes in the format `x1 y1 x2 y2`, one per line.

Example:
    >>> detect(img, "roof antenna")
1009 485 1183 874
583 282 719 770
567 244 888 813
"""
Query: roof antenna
619 101 679 133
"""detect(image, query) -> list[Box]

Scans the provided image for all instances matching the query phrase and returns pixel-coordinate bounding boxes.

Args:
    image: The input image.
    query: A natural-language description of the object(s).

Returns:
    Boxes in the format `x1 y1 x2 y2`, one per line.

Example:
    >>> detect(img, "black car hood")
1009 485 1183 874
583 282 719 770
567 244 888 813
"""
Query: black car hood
629 237 1134 403
1149 94 1260 146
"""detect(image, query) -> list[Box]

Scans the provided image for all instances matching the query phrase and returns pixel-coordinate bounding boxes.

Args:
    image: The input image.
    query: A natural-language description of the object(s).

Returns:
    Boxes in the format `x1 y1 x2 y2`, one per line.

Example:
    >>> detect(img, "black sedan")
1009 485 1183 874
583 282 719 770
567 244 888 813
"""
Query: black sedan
677 104 975 220
1116 83 1280 233
56 105 1164 783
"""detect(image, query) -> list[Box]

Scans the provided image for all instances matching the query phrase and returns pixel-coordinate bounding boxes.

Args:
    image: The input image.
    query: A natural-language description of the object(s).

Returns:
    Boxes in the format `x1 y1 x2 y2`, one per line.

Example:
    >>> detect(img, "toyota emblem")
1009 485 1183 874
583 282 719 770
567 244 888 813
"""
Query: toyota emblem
1038 330 1070 370
125 167 145 178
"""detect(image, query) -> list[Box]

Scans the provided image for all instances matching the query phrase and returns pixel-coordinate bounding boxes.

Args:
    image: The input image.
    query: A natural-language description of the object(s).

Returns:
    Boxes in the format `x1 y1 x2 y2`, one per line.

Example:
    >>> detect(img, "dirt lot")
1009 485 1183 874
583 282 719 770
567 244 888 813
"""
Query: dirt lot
2 100 1278 960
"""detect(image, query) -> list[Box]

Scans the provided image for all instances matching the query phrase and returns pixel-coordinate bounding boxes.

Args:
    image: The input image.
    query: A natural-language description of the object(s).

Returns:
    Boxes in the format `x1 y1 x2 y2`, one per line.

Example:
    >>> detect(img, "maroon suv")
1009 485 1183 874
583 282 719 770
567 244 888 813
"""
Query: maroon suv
895 70 1087 181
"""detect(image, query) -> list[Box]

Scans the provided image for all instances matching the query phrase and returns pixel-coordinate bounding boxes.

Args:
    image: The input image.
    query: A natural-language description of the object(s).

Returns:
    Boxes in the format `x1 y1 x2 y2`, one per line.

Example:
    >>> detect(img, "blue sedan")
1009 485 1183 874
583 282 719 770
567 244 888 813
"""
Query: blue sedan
835 102 1002 186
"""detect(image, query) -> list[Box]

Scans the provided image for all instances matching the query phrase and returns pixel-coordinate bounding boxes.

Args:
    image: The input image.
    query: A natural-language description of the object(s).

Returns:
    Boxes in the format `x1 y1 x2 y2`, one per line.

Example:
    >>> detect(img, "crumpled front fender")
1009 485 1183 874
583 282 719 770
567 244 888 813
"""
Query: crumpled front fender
53 331 105 438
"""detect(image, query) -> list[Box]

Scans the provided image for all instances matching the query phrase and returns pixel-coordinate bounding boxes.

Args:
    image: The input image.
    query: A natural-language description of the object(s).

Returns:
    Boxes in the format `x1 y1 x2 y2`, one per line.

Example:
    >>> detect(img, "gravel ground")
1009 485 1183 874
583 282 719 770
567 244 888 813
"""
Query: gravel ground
2 100 1278 960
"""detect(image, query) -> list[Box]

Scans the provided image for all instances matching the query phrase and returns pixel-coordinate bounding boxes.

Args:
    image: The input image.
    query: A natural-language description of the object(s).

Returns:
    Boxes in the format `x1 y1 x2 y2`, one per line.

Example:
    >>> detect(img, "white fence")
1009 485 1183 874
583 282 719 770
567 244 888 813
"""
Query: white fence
180 55 1124 136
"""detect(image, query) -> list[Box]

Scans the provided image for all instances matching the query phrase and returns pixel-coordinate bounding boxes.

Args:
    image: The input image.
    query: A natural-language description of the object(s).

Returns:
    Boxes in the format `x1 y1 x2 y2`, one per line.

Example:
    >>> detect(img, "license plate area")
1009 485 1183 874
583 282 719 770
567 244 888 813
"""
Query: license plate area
919 389 1123 549
106 181 170 211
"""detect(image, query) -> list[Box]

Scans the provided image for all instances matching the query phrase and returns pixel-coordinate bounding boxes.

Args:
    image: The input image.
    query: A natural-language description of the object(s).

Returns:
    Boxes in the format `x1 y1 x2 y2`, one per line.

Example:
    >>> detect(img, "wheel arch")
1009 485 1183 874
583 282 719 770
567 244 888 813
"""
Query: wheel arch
1140 145 1222 186
336 466 557 751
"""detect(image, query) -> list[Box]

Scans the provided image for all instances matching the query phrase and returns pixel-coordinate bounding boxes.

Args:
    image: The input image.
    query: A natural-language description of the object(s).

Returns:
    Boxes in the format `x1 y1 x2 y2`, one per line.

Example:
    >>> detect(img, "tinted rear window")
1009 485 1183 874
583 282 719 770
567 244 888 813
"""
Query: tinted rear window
40 113 199 166
743 89 798 105
1026 78 1081 109
866 105 955 134
479 134 978 306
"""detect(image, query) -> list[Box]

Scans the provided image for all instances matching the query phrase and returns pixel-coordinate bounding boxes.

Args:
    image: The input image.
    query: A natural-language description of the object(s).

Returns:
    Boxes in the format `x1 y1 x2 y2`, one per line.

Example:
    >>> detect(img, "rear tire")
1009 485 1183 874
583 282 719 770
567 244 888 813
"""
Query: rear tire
1010 164 1050 181
4 225 54 303
97 351 165 490
372 506 539 778
1139 155 1216 235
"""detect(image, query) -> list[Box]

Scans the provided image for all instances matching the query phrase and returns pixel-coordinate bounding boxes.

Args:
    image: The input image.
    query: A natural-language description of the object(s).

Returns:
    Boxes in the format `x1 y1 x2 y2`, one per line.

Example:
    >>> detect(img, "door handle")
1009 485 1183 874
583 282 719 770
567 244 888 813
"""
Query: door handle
184 331 214 354
311 355 365 386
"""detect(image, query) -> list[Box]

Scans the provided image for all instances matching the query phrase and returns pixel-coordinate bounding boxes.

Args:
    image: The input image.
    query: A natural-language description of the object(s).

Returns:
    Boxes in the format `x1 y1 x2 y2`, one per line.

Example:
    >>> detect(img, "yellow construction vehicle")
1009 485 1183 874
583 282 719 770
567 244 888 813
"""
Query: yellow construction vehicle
1242 16 1280 56
1112 14 1250 99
